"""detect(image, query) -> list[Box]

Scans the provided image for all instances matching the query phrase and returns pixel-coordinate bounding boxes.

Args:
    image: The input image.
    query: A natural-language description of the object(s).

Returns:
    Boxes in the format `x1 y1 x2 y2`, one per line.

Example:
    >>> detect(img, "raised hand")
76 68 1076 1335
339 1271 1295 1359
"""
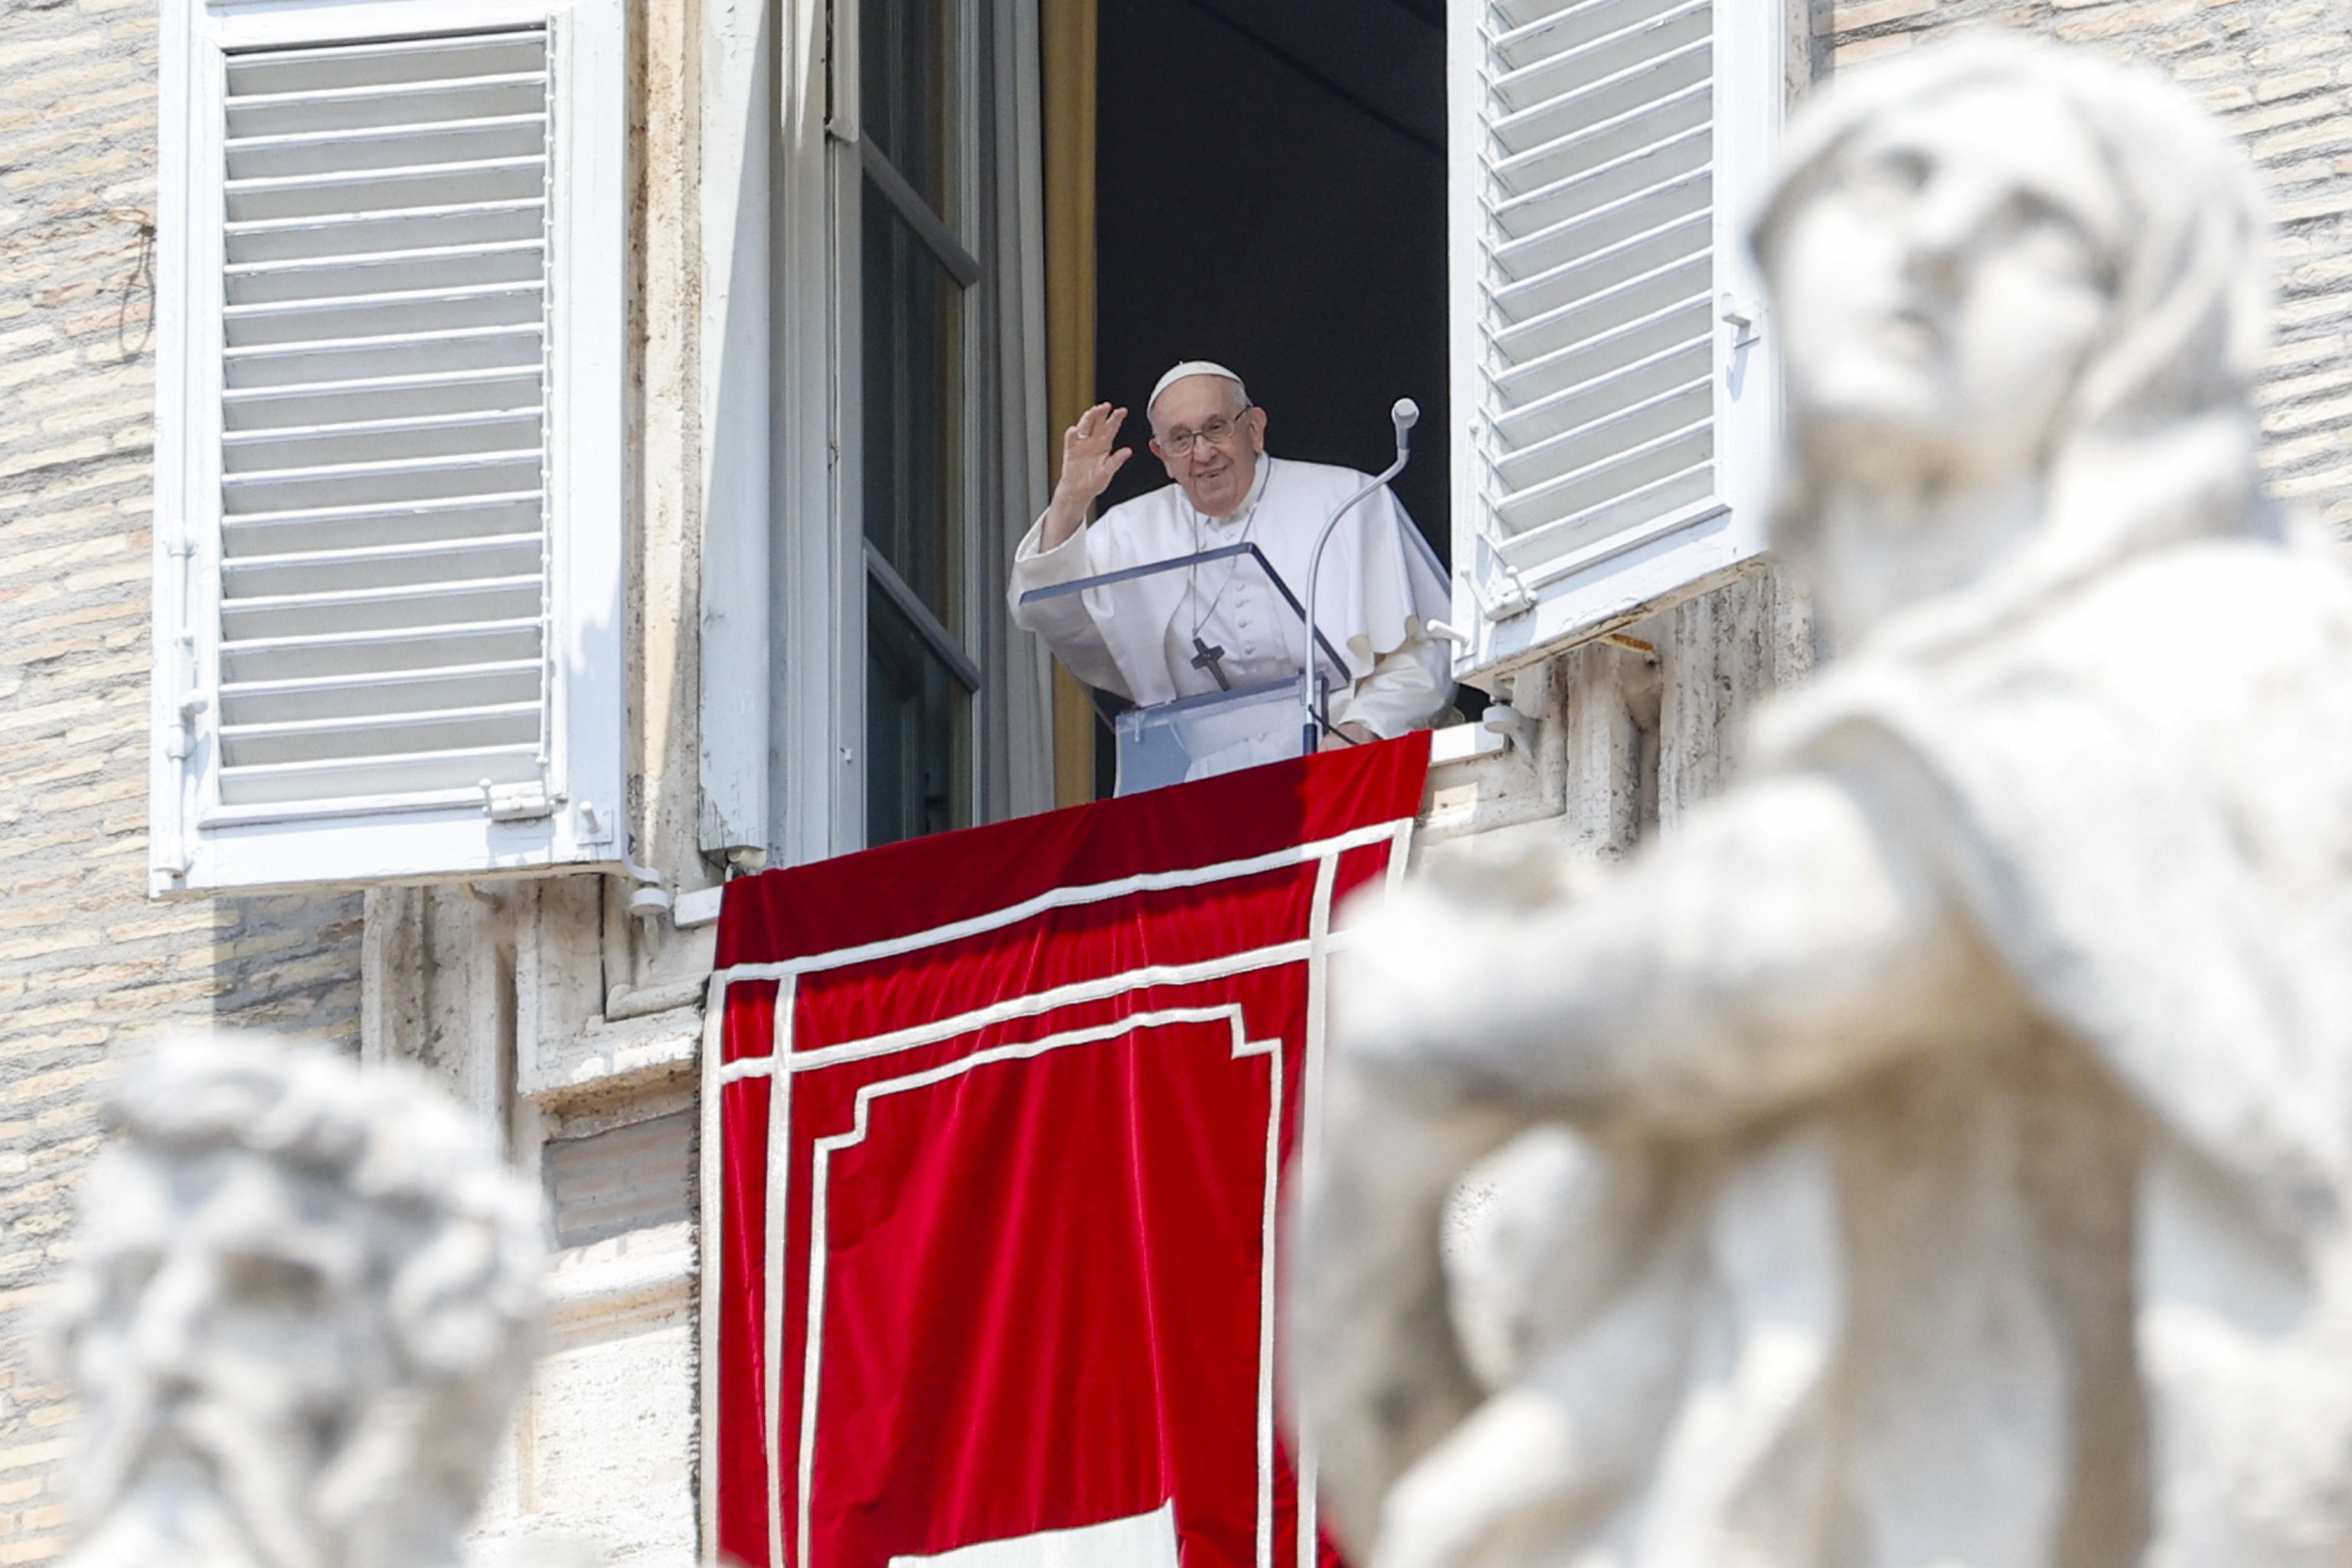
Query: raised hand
1040 403 1132 547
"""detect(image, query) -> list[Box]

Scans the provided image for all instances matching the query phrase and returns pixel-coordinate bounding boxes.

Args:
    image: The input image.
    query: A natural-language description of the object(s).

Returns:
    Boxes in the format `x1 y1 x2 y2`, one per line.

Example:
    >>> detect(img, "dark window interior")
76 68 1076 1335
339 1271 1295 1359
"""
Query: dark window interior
1095 0 1449 557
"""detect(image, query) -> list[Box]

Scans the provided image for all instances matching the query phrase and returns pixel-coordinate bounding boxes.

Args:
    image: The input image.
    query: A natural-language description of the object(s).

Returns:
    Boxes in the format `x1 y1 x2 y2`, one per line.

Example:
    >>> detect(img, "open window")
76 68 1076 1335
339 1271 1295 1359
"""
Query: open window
1072 0 1782 786
150 0 626 894
698 0 1786 854
703 0 1053 865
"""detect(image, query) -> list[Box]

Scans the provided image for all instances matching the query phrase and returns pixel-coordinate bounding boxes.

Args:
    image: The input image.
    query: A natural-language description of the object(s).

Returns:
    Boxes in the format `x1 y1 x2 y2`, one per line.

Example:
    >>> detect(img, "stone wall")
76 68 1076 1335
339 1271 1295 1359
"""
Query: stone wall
0 4 365 1561
1815 0 2352 532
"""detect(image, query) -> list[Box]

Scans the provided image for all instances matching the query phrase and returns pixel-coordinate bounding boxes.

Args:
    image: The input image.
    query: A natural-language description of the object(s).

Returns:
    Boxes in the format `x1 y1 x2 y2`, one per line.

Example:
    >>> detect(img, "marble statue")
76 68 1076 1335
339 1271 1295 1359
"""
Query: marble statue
1294 37 2352 1568
45 1031 547 1568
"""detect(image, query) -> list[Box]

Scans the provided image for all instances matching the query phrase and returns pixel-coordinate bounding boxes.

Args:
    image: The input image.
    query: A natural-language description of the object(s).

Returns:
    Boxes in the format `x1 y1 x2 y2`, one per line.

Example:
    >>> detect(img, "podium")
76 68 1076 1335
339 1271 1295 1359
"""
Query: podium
1018 543 1351 795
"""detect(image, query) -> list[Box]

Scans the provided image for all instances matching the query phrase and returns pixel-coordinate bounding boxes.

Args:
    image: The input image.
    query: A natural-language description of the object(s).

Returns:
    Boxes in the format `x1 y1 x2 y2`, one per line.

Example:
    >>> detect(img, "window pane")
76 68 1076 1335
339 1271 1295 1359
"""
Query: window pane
861 186 962 627
861 0 952 217
866 579 971 846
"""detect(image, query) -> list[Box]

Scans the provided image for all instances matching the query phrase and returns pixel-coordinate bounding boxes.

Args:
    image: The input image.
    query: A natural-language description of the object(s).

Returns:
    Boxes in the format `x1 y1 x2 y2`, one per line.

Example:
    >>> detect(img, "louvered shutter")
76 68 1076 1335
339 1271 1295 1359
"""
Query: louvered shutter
1449 0 1783 675
152 0 624 895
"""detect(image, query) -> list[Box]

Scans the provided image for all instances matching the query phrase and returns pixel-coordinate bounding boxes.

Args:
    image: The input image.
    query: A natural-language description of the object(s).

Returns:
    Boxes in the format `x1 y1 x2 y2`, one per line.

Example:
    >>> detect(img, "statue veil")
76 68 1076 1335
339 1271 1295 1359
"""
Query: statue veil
1750 37 2282 657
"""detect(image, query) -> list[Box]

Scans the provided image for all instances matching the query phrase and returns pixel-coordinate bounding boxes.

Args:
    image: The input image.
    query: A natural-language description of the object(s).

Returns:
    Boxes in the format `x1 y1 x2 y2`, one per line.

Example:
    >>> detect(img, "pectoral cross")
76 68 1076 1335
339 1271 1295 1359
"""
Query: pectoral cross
1191 635 1232 691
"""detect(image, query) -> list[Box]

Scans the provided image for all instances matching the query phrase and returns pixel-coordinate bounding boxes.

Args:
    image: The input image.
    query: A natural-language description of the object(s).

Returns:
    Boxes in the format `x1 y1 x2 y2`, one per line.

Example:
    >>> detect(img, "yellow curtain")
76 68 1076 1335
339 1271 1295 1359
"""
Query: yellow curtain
1041 0 1097 808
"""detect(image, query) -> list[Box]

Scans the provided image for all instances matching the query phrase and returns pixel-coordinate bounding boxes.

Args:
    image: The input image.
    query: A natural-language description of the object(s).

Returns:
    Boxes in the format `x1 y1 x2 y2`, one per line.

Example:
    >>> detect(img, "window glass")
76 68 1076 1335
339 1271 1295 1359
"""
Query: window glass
856 0 970 848
860 190 962 627
861 0 952 217
866 580 971 845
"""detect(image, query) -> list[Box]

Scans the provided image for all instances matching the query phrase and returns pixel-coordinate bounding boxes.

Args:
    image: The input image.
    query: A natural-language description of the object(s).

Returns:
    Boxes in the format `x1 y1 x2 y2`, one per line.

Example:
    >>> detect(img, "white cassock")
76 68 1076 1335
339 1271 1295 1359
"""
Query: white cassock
1008 456 1452 777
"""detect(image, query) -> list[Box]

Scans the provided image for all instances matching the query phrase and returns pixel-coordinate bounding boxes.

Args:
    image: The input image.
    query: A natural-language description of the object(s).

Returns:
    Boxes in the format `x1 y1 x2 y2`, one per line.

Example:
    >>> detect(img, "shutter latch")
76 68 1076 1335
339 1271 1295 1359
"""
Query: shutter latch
1720 293 1761 351
1463 564 1536 622
480 779 555 822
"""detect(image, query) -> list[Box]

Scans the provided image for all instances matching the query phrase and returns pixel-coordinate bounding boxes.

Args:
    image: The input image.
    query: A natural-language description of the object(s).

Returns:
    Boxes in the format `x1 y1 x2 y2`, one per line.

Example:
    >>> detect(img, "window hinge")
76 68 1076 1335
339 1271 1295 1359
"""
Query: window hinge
1481 701 1537 752
620 844 672 923
165 690 209 762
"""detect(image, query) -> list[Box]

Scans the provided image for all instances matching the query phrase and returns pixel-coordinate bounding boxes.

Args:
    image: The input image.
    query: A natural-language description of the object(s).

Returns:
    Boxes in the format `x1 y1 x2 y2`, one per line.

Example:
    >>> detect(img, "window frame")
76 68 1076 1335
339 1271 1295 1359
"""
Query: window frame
833 0 990 847
707 0 1053 868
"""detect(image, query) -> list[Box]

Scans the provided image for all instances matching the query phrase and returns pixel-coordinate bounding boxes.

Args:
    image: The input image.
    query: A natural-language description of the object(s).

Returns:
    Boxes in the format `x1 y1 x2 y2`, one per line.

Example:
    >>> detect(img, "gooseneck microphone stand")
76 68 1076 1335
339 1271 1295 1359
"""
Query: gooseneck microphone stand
1301 397 1420 757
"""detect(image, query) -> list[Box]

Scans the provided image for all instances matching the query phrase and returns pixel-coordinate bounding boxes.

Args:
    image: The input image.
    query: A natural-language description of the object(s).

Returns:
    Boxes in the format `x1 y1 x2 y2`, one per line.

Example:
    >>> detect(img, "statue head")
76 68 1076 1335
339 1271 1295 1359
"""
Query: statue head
46 1033 545 1568
1752 37 2275 648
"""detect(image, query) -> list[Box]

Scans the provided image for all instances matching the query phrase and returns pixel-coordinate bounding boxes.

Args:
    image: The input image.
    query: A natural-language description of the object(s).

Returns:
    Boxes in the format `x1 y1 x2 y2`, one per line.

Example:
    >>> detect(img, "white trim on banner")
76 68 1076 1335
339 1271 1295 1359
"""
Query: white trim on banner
888 1503 1182 1568
799 1006 1285 1568
718 943 1312 1083
701 812 1419 1568
766 971 797 1568
713 820 1408 985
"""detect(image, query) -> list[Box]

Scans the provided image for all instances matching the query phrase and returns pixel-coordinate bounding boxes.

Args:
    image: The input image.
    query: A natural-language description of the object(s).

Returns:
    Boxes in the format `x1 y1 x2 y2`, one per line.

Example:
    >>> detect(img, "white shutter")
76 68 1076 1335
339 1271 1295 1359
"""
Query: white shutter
152 0 625 895
1449 0 1782 675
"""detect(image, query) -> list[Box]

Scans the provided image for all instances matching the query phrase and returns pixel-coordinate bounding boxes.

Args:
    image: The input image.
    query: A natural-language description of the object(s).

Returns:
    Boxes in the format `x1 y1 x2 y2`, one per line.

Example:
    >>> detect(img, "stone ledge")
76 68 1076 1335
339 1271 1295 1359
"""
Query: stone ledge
1420 719 1560 845
522 1004 703 1105
545 1225 694 1341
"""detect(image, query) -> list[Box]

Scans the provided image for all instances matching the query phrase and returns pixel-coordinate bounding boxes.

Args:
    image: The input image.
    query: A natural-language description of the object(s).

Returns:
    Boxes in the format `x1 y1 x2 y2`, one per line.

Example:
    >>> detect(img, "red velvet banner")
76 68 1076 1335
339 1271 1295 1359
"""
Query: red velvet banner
704 736 1431 1568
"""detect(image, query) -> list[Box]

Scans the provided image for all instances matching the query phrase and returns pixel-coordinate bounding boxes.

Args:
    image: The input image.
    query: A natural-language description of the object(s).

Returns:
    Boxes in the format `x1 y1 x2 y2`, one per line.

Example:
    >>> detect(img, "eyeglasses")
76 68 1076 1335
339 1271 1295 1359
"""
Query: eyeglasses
1156 406 1253 458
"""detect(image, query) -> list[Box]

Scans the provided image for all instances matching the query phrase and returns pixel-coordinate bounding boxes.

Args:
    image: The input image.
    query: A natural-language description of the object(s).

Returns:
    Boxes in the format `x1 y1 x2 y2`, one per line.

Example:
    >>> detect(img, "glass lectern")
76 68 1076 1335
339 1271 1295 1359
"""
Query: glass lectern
1018 544 1352 795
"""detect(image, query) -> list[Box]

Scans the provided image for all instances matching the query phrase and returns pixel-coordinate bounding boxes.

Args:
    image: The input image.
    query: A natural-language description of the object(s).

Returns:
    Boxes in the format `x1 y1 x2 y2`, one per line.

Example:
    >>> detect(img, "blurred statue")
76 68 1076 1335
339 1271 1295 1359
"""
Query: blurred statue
47 1033 545 1568
1295 38 2352 1568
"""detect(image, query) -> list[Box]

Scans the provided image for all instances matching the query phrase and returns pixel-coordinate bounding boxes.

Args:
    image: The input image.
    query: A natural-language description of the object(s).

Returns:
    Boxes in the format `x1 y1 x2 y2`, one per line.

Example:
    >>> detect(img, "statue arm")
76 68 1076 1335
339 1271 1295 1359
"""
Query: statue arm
1295 768 1997 1553
1289 1063 1517 1554
1335 767 1998 1138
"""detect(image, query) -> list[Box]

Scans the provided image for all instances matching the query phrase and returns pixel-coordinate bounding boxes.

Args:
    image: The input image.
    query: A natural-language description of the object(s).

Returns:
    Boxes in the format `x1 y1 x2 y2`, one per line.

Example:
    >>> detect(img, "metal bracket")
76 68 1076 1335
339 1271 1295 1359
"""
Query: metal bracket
574 800 616 850
1481 701 1537 752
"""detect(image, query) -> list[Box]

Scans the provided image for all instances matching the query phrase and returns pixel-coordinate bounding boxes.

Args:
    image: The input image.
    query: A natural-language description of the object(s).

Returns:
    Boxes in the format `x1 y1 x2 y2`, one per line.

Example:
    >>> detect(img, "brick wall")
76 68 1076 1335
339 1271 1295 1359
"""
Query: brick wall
0 3 365 1561
1815 0 2352 533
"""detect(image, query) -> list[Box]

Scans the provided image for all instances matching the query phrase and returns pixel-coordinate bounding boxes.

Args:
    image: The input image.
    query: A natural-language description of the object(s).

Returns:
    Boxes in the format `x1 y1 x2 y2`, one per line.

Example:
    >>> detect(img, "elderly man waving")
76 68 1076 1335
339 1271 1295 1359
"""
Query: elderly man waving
1009 362 1452 770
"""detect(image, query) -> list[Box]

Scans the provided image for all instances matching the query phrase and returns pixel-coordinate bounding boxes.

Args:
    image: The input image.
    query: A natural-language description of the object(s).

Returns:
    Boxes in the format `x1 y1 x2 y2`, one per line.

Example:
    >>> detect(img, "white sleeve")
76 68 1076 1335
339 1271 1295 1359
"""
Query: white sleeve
1329 627 1452 738
1008 512 1134 699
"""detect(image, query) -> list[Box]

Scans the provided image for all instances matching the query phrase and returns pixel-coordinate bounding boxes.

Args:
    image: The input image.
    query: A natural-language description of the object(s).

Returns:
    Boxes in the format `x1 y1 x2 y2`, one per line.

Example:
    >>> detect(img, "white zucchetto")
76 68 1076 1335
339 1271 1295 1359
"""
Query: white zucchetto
1148 361 1248 416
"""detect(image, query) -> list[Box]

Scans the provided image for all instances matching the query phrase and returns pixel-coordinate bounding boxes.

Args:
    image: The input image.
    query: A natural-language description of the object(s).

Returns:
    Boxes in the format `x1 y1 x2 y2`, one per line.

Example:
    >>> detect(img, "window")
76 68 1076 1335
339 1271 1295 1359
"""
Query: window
854 0 982 844
1449 0 1785 676
151 0 626 894
703 0 1053 865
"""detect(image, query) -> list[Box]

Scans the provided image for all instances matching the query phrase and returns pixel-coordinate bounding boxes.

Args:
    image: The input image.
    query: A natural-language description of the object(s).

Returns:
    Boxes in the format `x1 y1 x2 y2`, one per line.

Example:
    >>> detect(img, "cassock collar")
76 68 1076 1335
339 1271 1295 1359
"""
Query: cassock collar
1186 455 1275 534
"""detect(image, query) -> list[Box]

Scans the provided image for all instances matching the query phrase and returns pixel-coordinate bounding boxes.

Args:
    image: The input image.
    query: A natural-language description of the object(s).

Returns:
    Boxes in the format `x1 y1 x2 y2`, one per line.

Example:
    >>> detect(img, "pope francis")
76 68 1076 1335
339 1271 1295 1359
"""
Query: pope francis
1009 362 1452 771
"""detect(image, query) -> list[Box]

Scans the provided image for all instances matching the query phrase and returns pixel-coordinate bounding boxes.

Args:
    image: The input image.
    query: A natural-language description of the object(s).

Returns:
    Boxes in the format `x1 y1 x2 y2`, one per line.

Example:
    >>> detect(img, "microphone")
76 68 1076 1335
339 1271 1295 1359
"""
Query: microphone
1302 396 1423 757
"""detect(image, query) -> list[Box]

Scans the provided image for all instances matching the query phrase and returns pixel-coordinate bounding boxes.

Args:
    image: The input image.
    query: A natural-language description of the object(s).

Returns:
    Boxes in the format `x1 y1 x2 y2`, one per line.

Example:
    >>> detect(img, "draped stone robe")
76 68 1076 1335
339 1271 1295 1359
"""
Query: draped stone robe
1319 531 2352 1568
